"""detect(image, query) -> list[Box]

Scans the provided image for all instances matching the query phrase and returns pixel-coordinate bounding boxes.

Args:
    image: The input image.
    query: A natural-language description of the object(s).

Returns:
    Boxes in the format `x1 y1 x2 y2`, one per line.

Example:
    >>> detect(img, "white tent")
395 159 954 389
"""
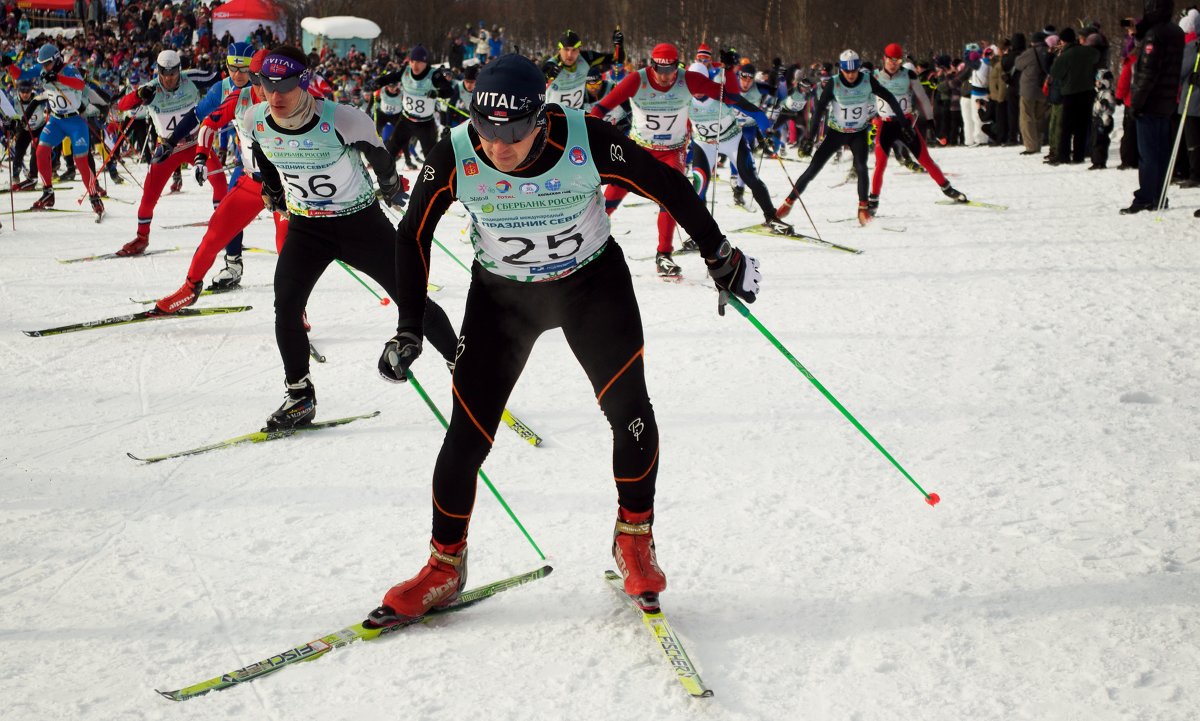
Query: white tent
301 16 382 58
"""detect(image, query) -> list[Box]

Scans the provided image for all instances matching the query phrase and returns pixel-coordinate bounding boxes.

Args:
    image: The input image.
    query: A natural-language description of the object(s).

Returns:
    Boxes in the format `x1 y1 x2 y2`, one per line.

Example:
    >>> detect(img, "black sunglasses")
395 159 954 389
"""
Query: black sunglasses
259 73 302 93
470 108 541 144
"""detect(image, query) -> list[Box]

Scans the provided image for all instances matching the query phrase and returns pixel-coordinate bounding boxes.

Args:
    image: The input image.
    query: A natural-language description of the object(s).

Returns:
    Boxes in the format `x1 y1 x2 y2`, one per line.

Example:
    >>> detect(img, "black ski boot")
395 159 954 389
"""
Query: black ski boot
30 188 55 210
654 252 682 278
265 375 316 430
940 182 968 203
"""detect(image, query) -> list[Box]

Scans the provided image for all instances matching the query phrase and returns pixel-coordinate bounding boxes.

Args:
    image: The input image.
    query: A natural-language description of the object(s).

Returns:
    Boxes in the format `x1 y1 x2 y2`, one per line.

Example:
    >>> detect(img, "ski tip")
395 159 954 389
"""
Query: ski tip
21 330 41 337
154 688 183 702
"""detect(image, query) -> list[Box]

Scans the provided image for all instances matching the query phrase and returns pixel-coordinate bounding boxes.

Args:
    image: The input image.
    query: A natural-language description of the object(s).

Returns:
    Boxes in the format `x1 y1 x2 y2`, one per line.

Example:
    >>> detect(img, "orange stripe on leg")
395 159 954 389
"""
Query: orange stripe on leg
452 383 496 446
596 346 644 403
616 445 659 483
433 491 474 520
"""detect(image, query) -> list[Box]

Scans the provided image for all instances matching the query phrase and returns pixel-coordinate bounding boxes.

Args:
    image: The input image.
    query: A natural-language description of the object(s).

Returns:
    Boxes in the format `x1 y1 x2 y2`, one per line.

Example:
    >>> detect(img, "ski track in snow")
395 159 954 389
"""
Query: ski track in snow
2 133 1200 720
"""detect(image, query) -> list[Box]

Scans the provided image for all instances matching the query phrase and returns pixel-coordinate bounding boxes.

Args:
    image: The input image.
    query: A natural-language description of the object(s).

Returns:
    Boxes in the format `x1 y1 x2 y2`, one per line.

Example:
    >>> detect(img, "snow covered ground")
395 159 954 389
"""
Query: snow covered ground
2 140 1199 720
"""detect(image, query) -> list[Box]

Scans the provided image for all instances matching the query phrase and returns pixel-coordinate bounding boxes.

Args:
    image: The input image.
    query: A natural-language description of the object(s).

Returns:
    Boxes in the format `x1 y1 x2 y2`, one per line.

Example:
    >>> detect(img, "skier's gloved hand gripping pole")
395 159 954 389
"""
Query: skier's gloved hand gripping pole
715 290 940 507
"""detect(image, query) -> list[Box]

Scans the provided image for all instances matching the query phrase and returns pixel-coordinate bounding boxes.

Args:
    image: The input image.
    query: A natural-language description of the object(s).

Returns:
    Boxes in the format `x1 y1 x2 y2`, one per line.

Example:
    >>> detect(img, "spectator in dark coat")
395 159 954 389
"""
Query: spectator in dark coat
1122 0 1187 213
1015 30 1050 154
1048 27 1101 164
1004 33 1027 144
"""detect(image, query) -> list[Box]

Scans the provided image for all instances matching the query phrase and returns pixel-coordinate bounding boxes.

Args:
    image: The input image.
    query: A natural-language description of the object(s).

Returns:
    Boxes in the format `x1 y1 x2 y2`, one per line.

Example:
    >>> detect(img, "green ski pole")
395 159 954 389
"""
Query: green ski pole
406 370 547 558
719 291 940 506
335 259 391 305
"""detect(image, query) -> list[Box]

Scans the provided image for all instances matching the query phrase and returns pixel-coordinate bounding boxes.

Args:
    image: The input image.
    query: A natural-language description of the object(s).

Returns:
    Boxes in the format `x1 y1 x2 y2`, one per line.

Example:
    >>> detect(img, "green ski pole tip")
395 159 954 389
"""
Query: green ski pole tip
925 493 941 507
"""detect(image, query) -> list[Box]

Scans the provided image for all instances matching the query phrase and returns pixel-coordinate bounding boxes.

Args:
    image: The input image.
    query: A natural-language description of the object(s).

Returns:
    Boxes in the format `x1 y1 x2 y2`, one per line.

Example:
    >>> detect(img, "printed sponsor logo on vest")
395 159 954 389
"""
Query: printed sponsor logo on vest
530 258 577 275
476 183 489 195
320 122 331 132
288 139 300 148
545 177 562 191
302 139 314 148
462 158 479 176
494 179 511 193
519 182 538 194
481 203 495 213
568 146 587 165
256 121 264 131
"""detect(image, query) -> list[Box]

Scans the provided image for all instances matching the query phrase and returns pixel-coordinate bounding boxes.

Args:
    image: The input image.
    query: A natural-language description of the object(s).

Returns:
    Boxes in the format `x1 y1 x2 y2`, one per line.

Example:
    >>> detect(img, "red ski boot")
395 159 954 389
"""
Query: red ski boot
856 200 872 226
370 539 468 626
153 279 202 315
117 231 149 257
612 507 667 605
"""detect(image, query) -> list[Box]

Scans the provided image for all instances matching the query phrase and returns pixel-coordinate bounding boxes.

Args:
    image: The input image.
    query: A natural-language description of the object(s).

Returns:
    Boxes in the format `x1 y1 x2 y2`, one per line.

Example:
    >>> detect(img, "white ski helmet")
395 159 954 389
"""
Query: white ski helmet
156 49 182 74
838 49 861 72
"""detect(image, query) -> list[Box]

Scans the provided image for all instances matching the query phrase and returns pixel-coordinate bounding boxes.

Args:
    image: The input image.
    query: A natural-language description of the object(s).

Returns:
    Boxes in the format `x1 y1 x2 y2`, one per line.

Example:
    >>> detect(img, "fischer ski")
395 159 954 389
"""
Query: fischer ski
731 223 863 255
156 564 553 702
58 247 182 264
935 199 1007 210
127 411 379 463
23 305 251 338
501 408 542 446
604 570 713 698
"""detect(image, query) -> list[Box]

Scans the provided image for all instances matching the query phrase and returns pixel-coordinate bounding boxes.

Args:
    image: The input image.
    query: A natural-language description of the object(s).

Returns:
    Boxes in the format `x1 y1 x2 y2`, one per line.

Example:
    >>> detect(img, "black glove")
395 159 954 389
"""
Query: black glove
136 84 156 103
378 330 423 382
193 154 208 185
150 141 175 164
425 89 438 98
261 183 286 213
898 122 920 149
705 240 760 304
612 29 624 46
379 172 410 209
720 48 740 67
1191 70 1200 87
42 69 58 83
799 137 814 155
544 63 561 81
0 54 13 66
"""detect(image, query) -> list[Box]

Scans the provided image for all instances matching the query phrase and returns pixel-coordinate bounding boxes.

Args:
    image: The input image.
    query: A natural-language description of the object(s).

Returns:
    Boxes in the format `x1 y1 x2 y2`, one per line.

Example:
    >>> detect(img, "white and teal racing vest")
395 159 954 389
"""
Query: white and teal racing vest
630 69 691 150
827 74 876 132
42 78 85 117
249 99 377 217
147 76 202 138
401 67 436 121
547 62 588 109
873 69 913 119
782 87 808 112
377 87 404 116
689 94 738 144
450 107 609 282
229 85 258 171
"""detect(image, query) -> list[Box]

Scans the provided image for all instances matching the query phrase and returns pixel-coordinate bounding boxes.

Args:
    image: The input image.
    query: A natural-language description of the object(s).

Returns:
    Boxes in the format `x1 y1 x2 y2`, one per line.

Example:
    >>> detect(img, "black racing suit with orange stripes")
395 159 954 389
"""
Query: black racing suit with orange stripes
393 107 730 545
